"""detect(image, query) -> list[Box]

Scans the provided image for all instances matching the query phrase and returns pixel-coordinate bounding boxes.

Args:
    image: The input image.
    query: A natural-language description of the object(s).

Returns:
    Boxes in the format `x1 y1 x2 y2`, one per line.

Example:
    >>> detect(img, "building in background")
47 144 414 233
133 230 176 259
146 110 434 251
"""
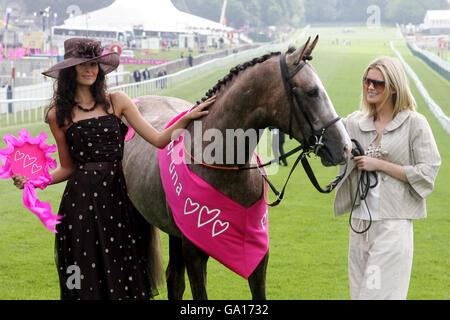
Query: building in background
423 10 450 35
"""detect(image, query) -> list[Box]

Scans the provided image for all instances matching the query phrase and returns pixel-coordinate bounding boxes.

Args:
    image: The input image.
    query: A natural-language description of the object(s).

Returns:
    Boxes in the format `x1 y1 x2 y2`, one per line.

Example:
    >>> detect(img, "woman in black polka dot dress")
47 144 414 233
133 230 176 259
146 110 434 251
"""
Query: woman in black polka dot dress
55 113 154 299
12 38 215 300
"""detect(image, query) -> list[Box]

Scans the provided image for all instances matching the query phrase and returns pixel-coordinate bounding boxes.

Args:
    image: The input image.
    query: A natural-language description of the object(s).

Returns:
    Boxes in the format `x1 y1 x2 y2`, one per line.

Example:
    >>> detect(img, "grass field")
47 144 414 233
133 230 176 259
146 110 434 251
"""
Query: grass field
0 26 448 300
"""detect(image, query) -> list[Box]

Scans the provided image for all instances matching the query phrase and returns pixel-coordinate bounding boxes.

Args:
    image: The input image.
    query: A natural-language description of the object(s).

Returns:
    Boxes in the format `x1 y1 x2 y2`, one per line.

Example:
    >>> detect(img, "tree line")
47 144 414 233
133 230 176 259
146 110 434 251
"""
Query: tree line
172 0 305 29
19 0 304 28
304 0 449 25
18 0 450 28
174 0 449 27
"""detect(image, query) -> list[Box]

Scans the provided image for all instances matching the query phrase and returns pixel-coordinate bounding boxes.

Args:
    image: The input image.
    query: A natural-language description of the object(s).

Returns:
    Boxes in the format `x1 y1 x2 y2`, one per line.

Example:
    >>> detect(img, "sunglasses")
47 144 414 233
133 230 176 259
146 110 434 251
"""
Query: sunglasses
363 77 385 89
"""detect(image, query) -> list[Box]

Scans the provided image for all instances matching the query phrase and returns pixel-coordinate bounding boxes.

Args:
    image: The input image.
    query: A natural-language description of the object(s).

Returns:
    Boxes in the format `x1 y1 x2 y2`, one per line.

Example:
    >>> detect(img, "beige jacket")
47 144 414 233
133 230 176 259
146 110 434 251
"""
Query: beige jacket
334 110 441 220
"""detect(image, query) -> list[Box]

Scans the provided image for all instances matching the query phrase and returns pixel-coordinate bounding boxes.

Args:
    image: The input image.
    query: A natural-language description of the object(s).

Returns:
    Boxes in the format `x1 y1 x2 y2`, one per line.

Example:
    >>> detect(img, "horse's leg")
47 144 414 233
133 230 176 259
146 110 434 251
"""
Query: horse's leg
248 251 269 300
166 235 186 300
182 236 209 300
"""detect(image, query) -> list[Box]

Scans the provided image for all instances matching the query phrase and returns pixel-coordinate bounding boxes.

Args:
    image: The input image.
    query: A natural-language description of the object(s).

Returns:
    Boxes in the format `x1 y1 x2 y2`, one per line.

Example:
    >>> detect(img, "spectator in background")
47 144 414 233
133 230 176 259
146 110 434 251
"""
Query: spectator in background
188 54 193 67
142 68 150 81
269 127 287 166
133 69 141 83
161 69 167 89
156 69 162 89
156 69 167 89
2 80 12 113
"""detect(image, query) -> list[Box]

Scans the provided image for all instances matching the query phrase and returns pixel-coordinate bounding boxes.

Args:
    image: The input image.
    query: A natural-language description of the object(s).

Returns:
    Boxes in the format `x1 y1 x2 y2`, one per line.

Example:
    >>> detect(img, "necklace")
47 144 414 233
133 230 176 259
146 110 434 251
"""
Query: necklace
77 101 98 112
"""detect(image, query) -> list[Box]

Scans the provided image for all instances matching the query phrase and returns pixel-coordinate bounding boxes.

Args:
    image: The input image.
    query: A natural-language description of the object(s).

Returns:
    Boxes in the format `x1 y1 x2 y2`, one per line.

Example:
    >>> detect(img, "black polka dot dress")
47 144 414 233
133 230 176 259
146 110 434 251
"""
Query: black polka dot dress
55 113 157 300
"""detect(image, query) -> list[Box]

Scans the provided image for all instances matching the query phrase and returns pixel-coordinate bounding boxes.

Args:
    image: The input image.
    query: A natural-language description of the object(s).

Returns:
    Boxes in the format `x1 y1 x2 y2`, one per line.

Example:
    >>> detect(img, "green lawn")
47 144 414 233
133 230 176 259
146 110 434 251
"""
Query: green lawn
0 26 448 300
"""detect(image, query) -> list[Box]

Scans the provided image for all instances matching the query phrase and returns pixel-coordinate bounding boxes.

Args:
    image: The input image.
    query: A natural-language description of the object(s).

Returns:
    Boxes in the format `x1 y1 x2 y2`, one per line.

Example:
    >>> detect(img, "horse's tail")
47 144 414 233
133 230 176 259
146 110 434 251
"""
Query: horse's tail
147 224 164 291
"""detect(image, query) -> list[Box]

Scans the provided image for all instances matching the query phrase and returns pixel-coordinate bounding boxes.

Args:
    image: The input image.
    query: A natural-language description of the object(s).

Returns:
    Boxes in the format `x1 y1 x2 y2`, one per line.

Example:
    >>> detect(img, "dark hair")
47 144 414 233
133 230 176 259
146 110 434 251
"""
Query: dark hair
196 48 297 105
46 64 110 127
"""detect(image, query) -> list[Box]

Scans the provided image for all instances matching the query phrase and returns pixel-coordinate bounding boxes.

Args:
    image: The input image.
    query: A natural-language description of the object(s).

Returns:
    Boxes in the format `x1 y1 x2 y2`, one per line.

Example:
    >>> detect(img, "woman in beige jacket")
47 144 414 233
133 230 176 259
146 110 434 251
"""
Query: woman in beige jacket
334 56 441 300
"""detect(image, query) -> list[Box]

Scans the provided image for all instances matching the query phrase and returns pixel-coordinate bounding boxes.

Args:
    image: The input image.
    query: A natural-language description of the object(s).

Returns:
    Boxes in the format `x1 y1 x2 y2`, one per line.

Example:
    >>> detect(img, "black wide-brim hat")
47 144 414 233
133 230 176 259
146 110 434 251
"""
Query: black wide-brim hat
42 37 120 79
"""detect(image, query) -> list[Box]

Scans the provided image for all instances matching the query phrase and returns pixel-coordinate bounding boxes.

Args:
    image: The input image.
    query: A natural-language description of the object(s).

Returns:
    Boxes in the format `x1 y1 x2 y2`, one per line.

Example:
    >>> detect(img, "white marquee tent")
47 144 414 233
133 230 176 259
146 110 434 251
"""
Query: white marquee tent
423 10 450 34
59 0 233 34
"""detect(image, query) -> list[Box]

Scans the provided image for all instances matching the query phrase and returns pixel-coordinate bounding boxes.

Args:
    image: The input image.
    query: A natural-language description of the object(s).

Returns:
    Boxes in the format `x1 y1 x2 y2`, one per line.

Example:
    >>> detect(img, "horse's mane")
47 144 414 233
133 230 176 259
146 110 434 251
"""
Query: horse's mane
196 47 297 104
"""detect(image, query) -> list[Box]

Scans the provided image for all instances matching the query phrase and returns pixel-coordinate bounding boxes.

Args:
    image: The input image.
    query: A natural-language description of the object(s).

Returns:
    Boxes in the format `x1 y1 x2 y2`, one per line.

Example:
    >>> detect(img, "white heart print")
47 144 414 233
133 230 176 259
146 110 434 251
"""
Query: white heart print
212 220 229 237
184 198 200 215
198 206 221 228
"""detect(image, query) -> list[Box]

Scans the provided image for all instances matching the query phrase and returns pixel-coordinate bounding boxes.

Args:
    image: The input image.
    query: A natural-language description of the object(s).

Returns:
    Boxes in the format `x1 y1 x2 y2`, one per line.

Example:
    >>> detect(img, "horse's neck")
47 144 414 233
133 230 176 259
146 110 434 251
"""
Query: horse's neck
192 96 265 165
184 67 273 207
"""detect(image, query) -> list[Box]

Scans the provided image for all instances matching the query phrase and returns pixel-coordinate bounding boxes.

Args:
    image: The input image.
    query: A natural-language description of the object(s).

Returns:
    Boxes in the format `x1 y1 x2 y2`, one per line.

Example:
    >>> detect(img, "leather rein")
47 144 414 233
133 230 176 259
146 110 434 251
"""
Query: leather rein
187 53 348 207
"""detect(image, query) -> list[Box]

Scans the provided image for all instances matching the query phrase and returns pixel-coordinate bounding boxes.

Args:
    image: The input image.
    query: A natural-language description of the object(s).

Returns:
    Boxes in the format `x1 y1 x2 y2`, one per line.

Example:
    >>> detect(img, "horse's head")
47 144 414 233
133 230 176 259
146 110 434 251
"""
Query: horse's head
273 36 351 167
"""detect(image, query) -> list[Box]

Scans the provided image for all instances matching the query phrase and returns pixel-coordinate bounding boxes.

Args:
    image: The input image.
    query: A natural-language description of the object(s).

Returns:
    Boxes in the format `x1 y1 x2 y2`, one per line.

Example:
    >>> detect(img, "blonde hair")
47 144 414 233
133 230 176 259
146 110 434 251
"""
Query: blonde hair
360 56 416 119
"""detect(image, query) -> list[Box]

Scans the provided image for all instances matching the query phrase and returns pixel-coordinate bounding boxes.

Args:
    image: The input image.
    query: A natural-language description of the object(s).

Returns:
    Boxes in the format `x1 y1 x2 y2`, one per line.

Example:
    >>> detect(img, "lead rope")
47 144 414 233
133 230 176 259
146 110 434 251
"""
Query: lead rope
348 139 378 234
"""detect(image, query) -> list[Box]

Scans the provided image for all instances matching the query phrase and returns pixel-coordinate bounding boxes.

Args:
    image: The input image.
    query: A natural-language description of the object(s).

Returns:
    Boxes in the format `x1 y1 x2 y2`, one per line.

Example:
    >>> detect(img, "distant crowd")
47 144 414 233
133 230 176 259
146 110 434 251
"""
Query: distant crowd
133 68 168 88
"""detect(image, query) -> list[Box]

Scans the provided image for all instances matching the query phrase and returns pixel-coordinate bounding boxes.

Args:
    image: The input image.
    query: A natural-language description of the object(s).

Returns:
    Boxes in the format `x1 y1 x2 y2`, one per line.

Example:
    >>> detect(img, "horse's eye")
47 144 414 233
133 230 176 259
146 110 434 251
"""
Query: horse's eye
306 88 319 98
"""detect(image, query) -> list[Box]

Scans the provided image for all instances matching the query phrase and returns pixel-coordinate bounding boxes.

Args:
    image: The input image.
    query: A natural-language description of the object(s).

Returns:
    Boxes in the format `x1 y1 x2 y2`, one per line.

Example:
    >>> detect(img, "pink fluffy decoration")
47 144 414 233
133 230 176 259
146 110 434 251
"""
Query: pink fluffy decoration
0 129 62 232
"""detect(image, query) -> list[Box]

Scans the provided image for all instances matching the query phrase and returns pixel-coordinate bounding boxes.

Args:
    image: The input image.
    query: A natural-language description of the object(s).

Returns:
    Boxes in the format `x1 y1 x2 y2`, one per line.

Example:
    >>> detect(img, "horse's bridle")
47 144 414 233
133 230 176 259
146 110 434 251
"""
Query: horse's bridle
279 52 341 154
187 52 349 207
258 52 347 203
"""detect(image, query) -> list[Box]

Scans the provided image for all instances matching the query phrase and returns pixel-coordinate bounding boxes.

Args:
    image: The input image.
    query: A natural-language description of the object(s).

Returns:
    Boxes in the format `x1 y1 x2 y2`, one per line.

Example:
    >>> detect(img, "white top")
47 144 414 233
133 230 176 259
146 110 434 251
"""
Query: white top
352 143 382 221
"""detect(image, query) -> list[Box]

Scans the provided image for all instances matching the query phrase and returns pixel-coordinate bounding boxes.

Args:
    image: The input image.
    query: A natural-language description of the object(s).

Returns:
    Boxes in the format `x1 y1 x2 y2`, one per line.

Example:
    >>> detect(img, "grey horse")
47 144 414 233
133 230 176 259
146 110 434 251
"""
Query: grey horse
122 36 352 300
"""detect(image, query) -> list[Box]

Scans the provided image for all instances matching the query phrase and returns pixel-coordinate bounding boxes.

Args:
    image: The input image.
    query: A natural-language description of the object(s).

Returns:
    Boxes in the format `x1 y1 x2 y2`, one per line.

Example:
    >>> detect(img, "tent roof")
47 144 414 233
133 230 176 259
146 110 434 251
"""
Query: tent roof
59 0 232 34
424 10 450 21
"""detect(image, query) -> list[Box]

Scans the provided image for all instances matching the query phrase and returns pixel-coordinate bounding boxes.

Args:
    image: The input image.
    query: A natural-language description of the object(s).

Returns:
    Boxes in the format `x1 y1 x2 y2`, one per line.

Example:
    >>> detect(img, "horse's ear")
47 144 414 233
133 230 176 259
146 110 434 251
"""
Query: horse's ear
287 36 311 66
304 35 319 57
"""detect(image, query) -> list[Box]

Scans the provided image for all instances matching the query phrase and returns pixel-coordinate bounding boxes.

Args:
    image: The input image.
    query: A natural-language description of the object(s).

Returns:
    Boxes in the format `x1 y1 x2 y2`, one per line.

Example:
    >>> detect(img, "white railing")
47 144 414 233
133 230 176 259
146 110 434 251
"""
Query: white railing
410 42 450 73
391 41 450 136
0 26 310 128
0 70 131 127
0 97 51 127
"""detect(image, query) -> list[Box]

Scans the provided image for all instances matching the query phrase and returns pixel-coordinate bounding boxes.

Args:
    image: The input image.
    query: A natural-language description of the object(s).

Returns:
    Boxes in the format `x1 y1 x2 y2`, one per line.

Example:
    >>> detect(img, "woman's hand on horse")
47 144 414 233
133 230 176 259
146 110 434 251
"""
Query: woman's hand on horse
188 96 216 120
12 174 28 190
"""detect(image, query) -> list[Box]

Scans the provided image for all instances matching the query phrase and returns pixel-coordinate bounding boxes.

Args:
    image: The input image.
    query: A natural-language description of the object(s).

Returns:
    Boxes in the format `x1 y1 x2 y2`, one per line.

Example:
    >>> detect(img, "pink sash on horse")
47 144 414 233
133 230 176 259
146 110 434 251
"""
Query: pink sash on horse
158 111 269 279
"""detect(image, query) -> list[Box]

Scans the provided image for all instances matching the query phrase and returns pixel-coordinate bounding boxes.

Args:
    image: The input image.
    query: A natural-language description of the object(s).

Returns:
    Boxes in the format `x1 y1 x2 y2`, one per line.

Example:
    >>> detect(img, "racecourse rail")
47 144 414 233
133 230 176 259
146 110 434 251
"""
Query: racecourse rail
0 27 310 128
393 25 450 136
